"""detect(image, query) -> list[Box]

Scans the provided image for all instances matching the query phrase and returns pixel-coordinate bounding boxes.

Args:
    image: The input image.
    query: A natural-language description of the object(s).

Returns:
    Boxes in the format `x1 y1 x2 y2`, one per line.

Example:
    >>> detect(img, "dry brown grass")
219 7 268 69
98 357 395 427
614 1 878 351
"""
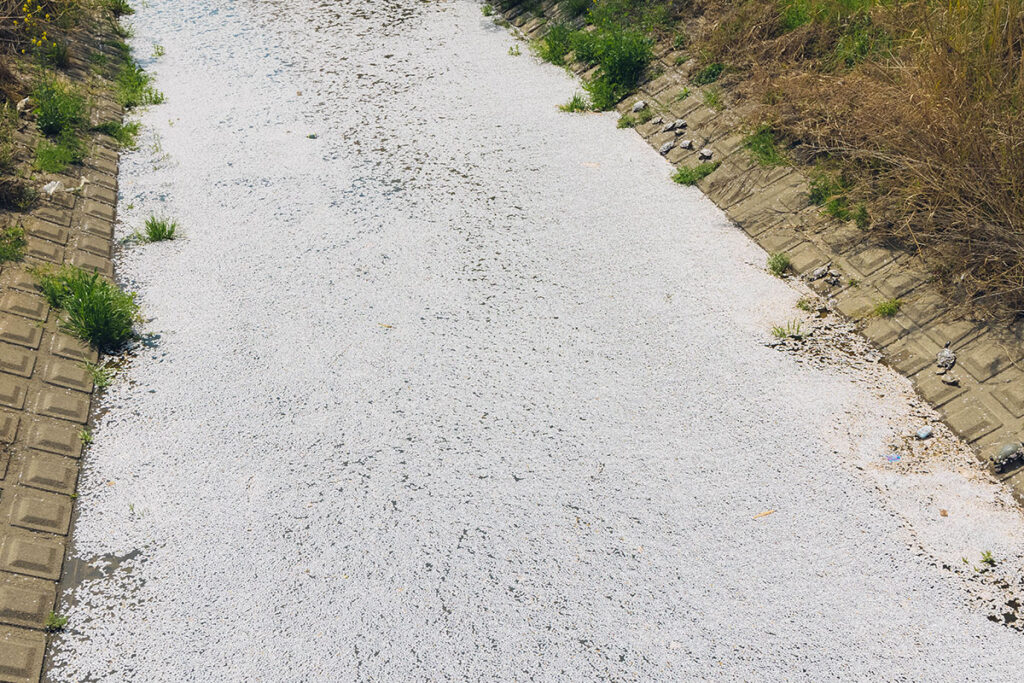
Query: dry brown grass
684 0 1024 318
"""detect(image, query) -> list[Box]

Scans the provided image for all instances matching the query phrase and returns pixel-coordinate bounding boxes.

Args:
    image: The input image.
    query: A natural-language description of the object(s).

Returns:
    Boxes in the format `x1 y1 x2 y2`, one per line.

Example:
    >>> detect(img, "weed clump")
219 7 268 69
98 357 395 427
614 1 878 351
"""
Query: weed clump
0 224 26 262
44 611 68 632
35 265 140 351
115 61 164 109
32 79 85 136
92 120 141 148
135 215 178 242
767 252 790 277
744 125 787 167
693 62 724 85
558 92 589 112
672 161 720 186
873 298 902 318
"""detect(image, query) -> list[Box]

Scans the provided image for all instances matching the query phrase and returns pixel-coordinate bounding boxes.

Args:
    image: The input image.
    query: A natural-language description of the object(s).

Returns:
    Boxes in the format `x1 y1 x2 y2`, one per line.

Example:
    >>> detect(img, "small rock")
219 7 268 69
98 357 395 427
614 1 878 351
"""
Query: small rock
659 141 675 155
940 373 961 386
632 100 647 113
916 425 933 440
678 139 693 150
698 148 713 160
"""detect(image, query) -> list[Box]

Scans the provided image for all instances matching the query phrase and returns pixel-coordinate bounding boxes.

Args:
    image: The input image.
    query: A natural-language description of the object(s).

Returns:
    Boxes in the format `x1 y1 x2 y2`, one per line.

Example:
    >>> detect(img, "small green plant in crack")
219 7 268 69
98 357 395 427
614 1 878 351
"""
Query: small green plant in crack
635 108 653 124
481 3 494 16
508 44 521 56
0 224 26 263
744 125 787 167
111 19 134 39
981 550 997 567
558 92 588 112
152 43 165 58
767 252 790 277
617 114 636 128
872 298 902 318
92 120 141 148
79 428 93 445
693 62 725 85
45 611 68 632
703 87 724 111
134 215 178 242
672 161 720 186
83 361 114 389
675 87 691 101
796 297 816 312
34 265 140 351
771 320 804 339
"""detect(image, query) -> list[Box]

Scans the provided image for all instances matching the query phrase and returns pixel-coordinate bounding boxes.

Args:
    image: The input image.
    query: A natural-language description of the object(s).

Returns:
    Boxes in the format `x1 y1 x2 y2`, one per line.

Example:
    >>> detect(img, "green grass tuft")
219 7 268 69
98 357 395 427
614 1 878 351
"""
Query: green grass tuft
92 120 141 148
703 86 724 111
32 80 86 137
45 611 68 633
693 62 725 85
104 0 134 17
136 215 178 242
0 225 26 263
34 266 140 351
767 252 791 277
115 62 165 109
744 125 787 166
873 298 902 318
558 92 589 112
672 161 720 185
34 130 86 173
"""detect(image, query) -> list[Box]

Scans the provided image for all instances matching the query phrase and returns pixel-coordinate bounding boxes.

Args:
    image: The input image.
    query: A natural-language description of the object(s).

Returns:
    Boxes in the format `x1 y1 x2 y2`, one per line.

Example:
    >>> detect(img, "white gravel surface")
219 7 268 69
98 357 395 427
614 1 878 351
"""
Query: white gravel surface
47 0 1024 680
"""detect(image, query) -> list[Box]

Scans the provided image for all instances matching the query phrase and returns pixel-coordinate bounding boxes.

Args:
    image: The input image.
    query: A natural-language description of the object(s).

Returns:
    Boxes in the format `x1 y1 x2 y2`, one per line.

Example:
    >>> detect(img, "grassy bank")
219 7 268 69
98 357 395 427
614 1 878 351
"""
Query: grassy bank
503 0 1024 319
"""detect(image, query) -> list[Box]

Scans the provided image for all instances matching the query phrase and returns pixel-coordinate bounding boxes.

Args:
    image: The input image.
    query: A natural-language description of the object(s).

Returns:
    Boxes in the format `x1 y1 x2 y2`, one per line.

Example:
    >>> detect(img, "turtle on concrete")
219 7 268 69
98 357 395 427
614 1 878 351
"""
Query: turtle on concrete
936 341 956 373
992 442 1024 473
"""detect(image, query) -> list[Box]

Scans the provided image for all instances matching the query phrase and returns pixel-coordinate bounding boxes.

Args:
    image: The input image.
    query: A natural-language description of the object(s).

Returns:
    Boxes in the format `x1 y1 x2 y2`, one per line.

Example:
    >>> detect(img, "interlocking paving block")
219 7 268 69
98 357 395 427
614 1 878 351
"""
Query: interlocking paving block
786 241 830 276
0 376 27 410
85 154 118 176
23 238 62 264
920 313 986 350
69 249 113 278
25 418 82 458
1 270 39 295
0 344 35 379
0 411 19 443
705 159 790 212
843 244 901 276
885 336 934 376
943 402 1003 443
861 316 909 349
870 261 928 301
757 227 803 256
19 452 78 495
85 172 117 192
0 316 42 350
911 367 967 408
956 337 1022 383
21 218 67 245
727 174 808 226
0 625 46 682
991 368 1024 419
32 204 71 227
34 389 90 424
84 181 117 205
81 217 113 240
42 360 92 393
51 334 97 364
76 233 112 258
0 572 55 629
0 532 64 580
10 488 72 535
645 71 680 97
0 291 47 322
